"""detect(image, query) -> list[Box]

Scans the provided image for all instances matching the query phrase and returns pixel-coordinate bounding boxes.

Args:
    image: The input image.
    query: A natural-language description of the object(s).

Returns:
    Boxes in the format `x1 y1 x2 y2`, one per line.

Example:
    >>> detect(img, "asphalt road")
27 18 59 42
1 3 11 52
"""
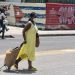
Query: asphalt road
0 35 75 75
0 35 75 53
0 49 75 75
40 36 75 50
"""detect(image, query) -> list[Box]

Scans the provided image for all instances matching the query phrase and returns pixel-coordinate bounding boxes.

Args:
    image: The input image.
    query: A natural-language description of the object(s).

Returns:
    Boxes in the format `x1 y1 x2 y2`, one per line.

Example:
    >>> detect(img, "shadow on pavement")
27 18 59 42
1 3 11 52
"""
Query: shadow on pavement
0 35 14 39
3 69 36 74
0 35 14 38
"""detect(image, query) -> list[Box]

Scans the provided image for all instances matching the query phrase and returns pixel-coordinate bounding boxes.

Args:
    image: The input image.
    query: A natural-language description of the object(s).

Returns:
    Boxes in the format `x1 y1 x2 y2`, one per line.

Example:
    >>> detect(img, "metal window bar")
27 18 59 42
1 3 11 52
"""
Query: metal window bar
22 0 46 3
21 0 75 3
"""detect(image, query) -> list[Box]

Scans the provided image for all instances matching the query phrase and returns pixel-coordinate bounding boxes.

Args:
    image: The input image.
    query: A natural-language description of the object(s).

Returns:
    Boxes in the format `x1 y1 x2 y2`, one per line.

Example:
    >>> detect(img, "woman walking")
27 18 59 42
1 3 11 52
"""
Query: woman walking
14 12 40 71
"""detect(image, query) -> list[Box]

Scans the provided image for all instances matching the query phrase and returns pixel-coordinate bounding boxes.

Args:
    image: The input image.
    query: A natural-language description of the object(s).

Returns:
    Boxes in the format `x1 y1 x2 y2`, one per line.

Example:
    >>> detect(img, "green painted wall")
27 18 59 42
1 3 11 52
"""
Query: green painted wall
48 0 75 4
22 0 75 3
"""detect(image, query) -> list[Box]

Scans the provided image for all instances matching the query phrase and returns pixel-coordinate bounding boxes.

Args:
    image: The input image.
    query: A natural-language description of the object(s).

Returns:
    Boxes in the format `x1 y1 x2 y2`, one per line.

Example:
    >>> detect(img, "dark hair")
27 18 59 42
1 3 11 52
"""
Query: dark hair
30 12 36 18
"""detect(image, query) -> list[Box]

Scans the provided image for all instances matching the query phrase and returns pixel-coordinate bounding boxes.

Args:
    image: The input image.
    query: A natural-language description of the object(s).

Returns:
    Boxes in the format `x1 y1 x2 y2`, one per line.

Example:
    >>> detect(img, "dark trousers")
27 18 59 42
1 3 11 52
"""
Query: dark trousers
0 20 5 39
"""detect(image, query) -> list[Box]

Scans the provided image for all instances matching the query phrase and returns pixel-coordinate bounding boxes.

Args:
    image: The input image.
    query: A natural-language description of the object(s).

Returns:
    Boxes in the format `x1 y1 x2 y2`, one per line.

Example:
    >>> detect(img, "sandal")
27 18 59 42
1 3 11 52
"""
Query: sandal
14 64 18 70
28 67 37 71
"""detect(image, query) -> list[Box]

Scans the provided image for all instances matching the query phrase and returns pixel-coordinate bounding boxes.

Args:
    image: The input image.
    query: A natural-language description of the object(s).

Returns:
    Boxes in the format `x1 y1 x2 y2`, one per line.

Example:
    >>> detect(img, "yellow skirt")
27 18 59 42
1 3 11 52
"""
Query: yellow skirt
17 44 28 60
17 43 35 61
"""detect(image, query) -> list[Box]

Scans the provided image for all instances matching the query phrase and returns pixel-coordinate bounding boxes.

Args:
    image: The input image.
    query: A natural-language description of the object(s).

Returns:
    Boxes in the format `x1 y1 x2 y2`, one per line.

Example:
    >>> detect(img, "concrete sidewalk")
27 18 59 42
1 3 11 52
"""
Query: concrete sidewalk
39 30 75 36
1 26 75 36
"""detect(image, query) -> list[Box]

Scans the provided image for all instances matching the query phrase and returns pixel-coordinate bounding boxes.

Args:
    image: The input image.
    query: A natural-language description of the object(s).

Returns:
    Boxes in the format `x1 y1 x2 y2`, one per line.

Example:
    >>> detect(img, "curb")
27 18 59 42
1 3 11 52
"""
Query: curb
2 34 75 37
39 34 75 36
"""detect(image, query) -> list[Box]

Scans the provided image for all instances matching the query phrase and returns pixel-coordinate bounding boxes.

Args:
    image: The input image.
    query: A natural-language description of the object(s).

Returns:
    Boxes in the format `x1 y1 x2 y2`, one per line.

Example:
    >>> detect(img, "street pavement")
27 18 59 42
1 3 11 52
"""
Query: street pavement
0 50 75 75
0 26 75 75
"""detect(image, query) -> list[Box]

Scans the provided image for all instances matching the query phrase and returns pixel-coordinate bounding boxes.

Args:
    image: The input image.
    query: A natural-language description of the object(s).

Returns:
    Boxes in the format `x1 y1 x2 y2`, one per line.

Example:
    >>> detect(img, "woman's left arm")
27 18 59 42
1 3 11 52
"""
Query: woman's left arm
36 32 40 47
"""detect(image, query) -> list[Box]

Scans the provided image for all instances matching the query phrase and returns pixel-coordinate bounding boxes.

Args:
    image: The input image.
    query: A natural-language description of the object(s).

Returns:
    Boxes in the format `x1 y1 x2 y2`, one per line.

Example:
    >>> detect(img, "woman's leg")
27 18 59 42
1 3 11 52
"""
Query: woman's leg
14 57 22 69
28 60 37 71
28 60 32 69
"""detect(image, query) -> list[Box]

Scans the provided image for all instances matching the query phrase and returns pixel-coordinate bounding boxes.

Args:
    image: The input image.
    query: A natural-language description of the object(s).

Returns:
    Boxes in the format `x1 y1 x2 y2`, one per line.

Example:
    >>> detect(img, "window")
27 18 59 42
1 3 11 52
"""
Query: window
21 0 46 3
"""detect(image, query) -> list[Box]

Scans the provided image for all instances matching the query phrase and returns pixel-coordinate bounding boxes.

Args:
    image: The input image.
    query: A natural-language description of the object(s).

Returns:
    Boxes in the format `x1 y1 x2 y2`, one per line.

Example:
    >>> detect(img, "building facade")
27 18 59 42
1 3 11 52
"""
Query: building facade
0 0 75 4
6 0 21 2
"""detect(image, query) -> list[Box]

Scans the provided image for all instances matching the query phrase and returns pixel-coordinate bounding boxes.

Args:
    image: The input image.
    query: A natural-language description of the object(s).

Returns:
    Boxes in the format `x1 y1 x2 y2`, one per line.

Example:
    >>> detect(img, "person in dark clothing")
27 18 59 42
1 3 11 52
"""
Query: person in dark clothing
2 6 9 31
0 9 6 39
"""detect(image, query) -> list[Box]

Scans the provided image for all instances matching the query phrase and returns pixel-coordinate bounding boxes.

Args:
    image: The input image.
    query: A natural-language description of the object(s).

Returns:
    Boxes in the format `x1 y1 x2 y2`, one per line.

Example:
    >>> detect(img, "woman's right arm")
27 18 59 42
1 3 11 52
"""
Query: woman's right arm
22 22 31 43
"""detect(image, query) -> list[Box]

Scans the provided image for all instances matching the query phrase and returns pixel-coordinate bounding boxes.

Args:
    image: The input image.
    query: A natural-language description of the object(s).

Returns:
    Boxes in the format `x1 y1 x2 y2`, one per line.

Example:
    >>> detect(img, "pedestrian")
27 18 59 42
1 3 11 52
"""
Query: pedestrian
0 8 6 39
14 12 40 71
3 17 9 31
2 6 9 31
